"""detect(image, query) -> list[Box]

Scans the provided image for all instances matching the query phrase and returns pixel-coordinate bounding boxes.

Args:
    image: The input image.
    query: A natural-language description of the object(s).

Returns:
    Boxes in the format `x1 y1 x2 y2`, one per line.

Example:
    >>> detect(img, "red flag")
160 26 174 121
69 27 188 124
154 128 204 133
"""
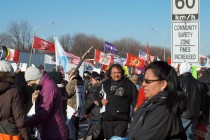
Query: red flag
94 49 114 66
33 36 55 53
125 53 145 68
65 51 80 65
167 57 171 65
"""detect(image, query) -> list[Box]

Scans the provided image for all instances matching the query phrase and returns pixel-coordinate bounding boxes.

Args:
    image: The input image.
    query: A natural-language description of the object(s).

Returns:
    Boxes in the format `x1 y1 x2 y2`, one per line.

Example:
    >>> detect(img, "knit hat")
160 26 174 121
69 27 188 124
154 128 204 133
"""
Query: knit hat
25 66 42 81
179 62 191 75
0 60 14 75
91 71 101 81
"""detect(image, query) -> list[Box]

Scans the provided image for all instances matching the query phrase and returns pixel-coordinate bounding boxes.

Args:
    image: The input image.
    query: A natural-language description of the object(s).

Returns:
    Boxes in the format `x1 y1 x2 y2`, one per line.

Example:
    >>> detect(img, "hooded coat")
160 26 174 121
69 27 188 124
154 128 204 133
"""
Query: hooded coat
26 73 68 140
0 72 30 140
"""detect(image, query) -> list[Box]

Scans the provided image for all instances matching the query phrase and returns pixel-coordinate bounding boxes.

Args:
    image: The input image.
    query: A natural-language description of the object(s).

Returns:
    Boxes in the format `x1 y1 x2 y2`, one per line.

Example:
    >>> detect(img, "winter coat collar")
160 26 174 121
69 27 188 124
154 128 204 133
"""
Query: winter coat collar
142 91 168 108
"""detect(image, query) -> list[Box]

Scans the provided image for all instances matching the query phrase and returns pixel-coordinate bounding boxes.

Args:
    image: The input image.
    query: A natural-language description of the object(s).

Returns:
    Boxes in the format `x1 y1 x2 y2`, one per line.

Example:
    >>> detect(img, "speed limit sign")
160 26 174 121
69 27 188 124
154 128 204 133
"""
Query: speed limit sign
172 0 199 20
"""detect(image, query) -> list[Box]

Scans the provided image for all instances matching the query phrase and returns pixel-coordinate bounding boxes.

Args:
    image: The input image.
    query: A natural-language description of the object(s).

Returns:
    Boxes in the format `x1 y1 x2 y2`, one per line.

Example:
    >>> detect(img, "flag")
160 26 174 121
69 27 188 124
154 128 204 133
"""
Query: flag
104 41 118 55
65 51 80 65
94 49 114 66
0 46 19 63
44 54 56 64
54 36 69 72
33 36 55 53
139 50 147 60
125 53 145 68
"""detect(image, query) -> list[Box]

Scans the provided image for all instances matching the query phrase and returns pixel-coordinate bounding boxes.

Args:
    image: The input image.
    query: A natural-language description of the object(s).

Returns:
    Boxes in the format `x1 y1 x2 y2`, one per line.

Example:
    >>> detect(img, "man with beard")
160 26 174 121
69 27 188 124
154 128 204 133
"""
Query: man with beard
24 66 68 140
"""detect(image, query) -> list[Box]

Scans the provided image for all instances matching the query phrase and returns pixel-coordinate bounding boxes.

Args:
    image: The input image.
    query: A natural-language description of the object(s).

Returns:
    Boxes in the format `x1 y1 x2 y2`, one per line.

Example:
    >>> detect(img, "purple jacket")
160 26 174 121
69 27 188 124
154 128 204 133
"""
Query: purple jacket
26 74 68 140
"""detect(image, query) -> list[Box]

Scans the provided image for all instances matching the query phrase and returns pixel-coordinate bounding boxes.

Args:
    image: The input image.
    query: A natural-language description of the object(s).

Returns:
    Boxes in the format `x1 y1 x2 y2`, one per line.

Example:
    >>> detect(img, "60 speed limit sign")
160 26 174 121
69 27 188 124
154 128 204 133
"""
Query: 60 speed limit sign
172 0 199 20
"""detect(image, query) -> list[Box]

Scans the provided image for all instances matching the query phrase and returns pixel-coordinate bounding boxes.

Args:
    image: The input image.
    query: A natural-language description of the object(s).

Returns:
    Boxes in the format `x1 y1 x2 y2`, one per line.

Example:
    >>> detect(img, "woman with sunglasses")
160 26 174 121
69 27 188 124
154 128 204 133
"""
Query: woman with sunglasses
126 61 187 140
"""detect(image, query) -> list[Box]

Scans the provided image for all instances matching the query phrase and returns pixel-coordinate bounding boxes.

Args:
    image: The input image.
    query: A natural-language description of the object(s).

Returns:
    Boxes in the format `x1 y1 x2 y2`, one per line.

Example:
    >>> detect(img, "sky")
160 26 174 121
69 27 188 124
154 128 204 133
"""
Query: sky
0 0 210 55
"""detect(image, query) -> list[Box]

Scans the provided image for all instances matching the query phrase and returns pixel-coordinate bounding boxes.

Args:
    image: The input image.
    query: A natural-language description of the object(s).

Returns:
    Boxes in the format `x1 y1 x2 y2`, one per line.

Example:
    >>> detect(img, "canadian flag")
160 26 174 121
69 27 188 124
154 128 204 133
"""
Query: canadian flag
94 49 114 66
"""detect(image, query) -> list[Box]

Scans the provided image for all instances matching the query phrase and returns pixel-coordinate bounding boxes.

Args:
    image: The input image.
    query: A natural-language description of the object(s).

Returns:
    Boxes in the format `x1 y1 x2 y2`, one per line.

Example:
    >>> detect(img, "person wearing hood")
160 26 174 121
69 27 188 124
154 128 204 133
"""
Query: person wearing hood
24 66 68 140
66 68 85 140
179 62 205 140
0 60 31 140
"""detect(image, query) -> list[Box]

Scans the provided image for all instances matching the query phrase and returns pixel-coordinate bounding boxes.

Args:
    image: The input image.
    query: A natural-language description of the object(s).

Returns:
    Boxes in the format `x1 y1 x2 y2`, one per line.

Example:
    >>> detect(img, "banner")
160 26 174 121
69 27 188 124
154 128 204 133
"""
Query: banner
44 54 56 64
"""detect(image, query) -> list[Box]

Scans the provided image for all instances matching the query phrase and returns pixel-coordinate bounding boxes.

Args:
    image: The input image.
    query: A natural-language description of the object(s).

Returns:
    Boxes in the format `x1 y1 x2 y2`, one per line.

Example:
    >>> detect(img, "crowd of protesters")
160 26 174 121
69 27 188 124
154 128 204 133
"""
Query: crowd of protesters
1 60 210 140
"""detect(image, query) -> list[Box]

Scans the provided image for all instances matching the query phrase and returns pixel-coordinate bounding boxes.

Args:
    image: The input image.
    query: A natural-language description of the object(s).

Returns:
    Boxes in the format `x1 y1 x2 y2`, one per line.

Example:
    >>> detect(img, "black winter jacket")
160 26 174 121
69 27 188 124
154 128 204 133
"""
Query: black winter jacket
127 91 186 140
179 72 205 119
96 77 137 121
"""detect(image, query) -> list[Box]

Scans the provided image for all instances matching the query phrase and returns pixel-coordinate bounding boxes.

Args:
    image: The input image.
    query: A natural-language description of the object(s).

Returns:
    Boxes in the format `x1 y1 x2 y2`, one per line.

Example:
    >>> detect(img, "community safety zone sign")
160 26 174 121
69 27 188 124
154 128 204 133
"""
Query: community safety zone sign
172 22 199 63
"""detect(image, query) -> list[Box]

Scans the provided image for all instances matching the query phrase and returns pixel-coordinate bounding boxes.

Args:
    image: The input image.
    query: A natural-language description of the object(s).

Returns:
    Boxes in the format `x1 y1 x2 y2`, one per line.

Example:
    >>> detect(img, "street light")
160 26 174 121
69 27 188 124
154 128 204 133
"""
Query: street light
29 21 55 66
33 21 55 35
151 28 166 61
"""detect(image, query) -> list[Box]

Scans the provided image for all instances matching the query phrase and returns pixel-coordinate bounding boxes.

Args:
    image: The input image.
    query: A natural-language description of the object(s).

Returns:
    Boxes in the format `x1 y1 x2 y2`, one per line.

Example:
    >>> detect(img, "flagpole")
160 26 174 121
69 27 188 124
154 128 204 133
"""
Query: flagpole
72 46 94 75
28 36 35 67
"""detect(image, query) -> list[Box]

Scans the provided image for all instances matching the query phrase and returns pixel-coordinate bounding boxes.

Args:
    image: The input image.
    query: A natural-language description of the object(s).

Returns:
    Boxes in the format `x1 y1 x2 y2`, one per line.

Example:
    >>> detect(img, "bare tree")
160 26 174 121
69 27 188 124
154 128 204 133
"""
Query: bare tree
7 21 32 50
0 33 13 47
113 38 143 57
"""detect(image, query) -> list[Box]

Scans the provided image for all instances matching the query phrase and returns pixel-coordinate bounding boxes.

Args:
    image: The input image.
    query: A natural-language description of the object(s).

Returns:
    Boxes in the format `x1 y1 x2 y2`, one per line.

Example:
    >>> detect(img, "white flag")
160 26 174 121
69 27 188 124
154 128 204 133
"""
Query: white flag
44 54 56 64
54 36 69 72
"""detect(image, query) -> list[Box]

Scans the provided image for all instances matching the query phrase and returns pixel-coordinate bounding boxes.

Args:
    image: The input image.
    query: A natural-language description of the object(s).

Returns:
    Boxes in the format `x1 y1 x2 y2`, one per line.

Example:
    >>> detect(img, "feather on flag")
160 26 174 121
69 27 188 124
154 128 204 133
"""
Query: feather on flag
65 51 80 65
125 53 145 68
104 41 118 55
0 46 19 63
54 36 69 72
94 49 114 66
33 36 55 53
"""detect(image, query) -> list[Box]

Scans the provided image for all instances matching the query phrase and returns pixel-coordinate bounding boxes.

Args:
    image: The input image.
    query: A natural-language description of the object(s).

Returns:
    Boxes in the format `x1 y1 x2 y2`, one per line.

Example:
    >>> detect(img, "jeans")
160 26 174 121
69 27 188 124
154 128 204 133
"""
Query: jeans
182 118 196 140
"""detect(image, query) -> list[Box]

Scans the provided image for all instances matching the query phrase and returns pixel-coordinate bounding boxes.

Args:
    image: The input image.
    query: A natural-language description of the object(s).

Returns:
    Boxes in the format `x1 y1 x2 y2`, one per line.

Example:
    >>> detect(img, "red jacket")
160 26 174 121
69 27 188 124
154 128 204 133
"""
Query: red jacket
136 87 145 108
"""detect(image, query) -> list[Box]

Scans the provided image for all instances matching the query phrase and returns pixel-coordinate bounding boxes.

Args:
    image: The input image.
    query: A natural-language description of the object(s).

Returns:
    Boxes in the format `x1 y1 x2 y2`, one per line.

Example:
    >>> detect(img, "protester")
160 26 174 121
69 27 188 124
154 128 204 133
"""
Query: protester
95 64 138 140
129 74 140 90
83 71 104 140
179 62 205 140
0 60 31 140
24 66 68 140
48 71 68 120
14 67 35 115
126 61 187 139
66 68 85 140
198 68 210 139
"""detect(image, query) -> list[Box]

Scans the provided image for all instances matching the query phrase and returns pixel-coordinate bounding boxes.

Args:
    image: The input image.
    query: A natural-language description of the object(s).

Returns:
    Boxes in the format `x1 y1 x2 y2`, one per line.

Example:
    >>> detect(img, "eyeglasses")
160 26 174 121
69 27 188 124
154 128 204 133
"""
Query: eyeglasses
143 78 163 84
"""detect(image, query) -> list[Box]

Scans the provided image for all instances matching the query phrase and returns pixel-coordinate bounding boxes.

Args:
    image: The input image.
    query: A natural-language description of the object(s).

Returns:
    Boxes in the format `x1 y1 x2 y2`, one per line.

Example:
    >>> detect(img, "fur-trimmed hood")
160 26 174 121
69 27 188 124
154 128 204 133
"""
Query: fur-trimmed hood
0 72 15 83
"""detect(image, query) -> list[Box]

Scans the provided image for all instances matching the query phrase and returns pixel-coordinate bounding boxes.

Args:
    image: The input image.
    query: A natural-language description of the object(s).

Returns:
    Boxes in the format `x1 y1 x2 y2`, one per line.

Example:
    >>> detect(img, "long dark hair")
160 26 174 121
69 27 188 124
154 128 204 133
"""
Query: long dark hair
146 61 186 115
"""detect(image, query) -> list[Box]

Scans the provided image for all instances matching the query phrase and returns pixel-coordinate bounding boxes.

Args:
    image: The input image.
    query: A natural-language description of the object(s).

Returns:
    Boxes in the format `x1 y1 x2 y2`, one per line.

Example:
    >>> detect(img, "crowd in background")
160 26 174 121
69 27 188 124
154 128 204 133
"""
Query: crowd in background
1 60 210 140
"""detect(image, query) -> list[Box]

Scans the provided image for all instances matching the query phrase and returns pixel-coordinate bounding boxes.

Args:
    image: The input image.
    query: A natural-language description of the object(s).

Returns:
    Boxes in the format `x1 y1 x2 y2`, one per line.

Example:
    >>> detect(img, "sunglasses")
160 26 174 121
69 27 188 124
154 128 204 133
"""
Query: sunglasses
143 78 163 84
